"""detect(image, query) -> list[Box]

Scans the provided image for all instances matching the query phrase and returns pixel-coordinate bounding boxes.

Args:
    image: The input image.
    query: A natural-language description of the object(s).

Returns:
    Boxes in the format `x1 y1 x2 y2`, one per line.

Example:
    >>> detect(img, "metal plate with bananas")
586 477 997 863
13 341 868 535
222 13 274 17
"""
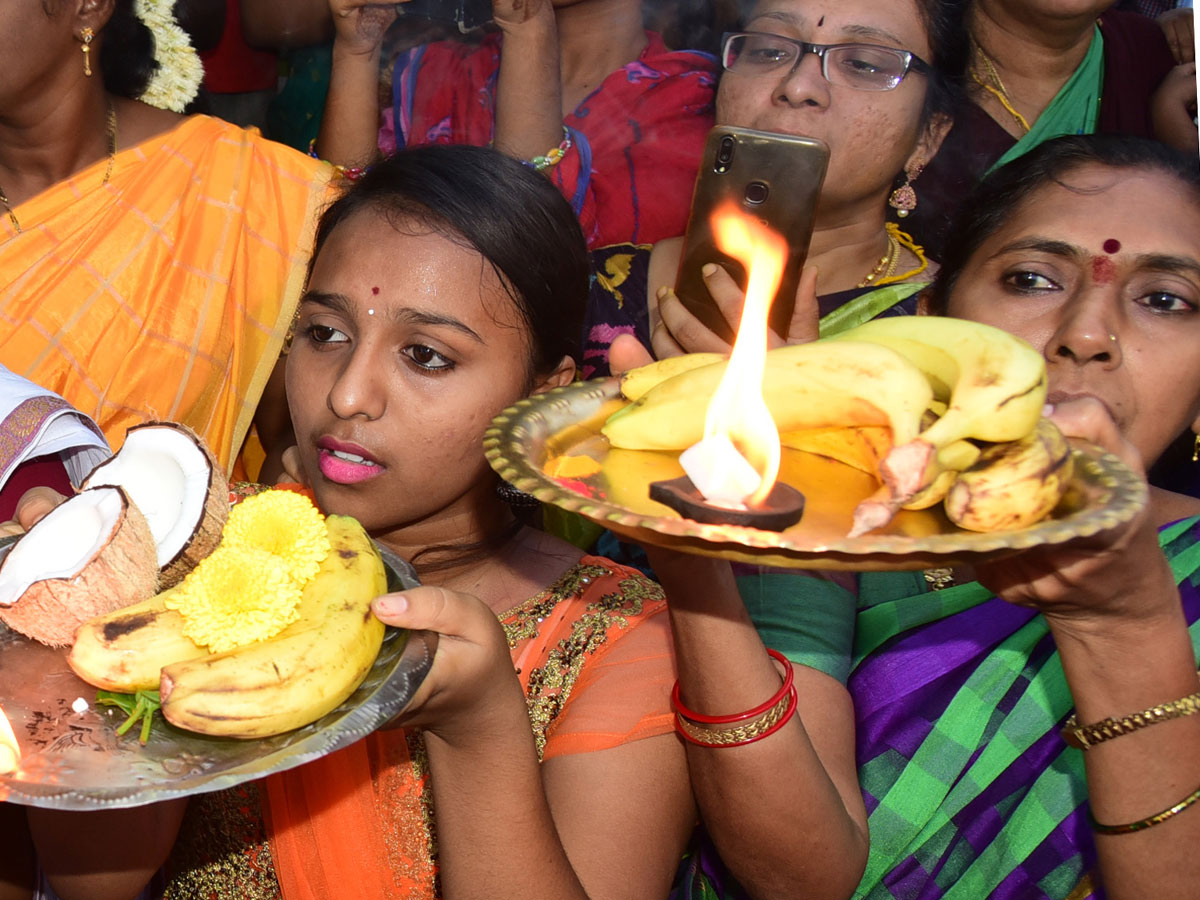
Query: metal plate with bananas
484 379 1148 571
0 542 435 810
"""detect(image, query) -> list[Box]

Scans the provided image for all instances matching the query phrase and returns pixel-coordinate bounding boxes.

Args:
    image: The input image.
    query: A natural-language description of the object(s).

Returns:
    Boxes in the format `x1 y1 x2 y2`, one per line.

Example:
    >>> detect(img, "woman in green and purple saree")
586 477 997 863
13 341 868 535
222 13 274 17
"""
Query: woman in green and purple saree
643 133 1200 900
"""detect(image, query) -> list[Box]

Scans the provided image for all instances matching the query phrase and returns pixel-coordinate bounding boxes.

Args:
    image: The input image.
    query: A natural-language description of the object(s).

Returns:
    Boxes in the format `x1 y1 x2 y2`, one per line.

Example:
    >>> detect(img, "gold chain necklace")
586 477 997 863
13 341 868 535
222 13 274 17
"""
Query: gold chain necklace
970 36 1032 133
0 100 118 235
857 228 902 289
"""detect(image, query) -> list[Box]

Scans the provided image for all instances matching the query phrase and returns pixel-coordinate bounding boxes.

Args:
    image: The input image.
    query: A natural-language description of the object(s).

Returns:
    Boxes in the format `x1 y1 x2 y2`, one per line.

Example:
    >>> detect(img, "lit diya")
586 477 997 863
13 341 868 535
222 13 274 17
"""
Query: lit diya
649 204 804 532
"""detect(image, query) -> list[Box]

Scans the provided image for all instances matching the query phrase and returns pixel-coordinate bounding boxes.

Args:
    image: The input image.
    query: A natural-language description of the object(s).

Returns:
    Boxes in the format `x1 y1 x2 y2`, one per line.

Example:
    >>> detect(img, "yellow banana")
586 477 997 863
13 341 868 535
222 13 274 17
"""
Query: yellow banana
831 317 1047 500
618 352 725 402
0 705 19 774
602 341 933 452
943 419 1074 532
159 515 387 739
68 587 209 692
779 426 893 476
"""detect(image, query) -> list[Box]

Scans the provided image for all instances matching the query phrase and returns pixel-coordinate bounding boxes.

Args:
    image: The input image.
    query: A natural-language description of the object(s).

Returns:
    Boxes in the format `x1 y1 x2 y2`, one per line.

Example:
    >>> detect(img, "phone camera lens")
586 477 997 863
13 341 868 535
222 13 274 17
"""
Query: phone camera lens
744 181 769 205
715 136 736 170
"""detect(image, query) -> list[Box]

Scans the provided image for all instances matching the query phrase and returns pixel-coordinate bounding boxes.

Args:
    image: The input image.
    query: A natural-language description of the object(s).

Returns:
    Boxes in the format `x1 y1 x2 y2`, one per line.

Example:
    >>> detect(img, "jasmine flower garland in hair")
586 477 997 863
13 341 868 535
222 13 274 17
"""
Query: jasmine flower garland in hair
134 0 204 113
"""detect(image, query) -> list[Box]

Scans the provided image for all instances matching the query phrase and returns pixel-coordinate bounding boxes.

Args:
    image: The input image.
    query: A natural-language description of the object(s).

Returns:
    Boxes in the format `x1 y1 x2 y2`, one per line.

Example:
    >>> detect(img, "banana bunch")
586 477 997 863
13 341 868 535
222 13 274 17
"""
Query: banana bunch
69 515 387 739
606 316 1071 535
603 340 934 451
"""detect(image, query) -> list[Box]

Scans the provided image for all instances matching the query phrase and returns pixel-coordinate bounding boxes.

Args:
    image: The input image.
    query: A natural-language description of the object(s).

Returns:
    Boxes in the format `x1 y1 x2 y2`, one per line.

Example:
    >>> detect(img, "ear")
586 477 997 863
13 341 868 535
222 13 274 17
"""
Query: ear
531 355 576 395
78 0 116 36
907 111 953 175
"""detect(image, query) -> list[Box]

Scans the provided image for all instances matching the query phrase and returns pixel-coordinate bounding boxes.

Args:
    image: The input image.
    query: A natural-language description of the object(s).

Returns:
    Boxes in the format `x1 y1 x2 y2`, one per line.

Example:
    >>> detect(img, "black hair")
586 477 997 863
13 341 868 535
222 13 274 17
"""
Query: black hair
929 134 1200 312
98 0 159 100
911 0 970 127
311 143 588 382
649 0 743 56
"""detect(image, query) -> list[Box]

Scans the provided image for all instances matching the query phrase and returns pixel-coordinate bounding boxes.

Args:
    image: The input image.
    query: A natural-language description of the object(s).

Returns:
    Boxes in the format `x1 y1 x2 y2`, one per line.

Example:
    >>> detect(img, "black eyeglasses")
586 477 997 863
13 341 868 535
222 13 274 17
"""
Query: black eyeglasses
721 31 931 92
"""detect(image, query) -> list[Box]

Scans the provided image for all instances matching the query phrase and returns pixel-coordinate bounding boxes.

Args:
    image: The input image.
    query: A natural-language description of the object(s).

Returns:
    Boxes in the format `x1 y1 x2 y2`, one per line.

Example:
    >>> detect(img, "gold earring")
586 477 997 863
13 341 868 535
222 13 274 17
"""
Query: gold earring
1193 433 1199 463
81 27 94 77
889 163 924 218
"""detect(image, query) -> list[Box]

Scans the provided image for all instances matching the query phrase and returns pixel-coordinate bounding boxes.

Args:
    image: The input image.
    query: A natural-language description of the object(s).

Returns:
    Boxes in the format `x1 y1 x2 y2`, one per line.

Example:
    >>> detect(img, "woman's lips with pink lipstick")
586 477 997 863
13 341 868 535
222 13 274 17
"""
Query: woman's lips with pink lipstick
317 437 385 485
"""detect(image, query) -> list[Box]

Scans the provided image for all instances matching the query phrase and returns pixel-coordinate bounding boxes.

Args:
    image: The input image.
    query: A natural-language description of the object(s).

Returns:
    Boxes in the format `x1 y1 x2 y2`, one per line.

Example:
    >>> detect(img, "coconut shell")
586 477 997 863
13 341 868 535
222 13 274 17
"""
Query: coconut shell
85 421 230 589
159 459 229 588
0 491 159 647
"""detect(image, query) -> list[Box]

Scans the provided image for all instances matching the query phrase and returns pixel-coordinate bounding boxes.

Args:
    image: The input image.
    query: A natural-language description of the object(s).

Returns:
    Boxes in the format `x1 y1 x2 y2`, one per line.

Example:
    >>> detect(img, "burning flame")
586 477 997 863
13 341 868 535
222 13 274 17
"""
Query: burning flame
705 202 788 507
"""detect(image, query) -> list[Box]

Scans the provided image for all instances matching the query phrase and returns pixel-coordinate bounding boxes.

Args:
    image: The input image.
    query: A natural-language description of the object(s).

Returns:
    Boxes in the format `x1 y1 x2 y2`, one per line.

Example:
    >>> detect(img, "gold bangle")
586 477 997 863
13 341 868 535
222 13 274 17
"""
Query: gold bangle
675 688 796 747
1090 782 1200 834
1061 675 1200 750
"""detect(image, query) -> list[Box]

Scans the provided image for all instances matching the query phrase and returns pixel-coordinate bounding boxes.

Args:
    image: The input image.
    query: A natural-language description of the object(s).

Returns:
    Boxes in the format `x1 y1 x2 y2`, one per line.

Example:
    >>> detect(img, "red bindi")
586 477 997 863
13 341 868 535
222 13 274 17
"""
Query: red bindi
371 286 380 295
1102 238 1121 254
1091 255 1116 284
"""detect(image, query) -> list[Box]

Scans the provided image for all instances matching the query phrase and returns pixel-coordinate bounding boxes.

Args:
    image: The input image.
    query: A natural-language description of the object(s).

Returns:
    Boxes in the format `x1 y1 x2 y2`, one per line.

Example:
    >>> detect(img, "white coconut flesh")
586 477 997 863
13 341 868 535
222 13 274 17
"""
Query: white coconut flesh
84 426 220 570
0 488 126 607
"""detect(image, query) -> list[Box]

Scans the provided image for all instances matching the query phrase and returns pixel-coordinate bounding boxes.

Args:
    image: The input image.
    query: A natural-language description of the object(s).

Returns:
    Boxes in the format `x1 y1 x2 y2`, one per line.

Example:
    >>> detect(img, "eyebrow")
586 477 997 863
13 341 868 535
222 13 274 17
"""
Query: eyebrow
299 290 485 342
751 11 907 47
989 239 1200 278
298 289 354 314
1132 253 1200 278
393 308 484 343
990 237 1083 261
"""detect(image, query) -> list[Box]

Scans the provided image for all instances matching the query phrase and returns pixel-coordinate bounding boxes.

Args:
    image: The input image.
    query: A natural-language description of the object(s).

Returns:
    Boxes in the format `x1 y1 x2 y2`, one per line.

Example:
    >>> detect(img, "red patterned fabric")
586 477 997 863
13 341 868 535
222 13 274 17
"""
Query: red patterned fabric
385 32 717 248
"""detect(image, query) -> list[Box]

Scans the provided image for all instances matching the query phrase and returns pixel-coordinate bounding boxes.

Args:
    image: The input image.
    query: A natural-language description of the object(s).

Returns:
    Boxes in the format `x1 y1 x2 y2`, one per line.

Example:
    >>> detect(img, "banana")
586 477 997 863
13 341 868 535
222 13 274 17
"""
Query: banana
900 468 960 511
618 352 725 402
830 317 1047 500
943 419 1074 532
602 341 933 453
0 705 19 774
779 426 892 476
68 587 208 693
158 515 387 739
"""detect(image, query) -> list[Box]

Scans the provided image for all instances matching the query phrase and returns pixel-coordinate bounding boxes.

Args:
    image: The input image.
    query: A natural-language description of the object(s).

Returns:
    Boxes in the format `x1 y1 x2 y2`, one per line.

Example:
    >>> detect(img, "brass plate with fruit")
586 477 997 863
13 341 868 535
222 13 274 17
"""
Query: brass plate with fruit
0 543 434 810
484 379 1148 571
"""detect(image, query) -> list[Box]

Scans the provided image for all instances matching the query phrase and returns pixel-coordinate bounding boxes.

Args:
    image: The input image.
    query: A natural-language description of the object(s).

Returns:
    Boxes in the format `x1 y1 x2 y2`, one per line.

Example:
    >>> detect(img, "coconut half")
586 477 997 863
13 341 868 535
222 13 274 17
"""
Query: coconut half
0 487 159 647
83 423 230 587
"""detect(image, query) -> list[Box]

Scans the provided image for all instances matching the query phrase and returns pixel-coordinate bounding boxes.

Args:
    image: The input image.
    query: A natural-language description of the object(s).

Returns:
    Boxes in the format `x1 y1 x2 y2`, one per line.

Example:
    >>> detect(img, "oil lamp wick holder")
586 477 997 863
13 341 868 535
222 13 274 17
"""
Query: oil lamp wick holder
648 476 805 532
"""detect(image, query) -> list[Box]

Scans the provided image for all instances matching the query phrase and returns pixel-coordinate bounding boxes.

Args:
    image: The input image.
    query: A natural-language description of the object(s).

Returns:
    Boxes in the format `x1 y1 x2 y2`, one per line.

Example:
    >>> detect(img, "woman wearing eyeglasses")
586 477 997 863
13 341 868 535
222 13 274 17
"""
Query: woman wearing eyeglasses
582 0 968 378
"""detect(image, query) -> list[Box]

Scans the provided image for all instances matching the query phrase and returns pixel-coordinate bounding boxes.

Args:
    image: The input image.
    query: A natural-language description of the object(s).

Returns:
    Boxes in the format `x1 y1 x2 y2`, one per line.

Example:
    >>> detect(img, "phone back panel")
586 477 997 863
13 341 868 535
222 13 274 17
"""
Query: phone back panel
675 127 829 341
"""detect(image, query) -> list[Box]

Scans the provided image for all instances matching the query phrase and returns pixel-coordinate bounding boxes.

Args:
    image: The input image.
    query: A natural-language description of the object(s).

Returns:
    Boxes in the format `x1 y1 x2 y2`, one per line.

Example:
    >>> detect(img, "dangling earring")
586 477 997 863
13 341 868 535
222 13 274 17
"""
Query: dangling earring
81 27 94 77
1193 433 1199 463
889 163 924 218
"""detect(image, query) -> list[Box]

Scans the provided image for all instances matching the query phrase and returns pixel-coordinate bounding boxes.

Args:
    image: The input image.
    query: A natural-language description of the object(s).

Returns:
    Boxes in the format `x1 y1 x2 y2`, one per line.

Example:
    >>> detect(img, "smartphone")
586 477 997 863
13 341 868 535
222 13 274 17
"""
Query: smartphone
395 0 492 32
674 127 829 342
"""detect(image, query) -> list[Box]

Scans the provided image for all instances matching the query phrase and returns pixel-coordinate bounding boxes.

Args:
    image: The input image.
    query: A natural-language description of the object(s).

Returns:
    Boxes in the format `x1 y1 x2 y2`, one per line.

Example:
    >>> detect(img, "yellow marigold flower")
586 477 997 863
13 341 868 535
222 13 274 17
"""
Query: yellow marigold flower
222 490 330 585
166 546 302 653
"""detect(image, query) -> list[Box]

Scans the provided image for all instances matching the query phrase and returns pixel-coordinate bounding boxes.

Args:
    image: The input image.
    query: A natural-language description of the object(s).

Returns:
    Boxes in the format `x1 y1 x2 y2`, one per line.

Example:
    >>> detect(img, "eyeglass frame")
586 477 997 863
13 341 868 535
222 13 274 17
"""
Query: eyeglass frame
720 31 932 91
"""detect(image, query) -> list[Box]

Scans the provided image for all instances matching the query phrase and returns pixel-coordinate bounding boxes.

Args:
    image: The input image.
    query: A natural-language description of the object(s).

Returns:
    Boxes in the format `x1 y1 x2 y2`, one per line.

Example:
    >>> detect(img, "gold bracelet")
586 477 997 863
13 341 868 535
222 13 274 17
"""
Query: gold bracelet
1061 676 1200 750
675 688 796 747
1090 782 1200 834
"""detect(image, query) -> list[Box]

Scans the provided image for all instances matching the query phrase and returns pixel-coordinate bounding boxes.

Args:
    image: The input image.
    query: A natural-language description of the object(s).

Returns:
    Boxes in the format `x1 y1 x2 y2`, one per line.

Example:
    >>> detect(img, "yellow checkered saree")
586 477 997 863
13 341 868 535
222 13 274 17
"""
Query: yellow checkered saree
0 115 333 474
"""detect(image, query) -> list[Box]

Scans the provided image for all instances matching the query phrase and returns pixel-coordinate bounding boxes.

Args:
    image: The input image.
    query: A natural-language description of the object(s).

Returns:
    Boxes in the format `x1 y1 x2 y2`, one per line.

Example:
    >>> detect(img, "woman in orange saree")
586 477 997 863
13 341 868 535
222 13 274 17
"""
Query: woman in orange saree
0 0 332 475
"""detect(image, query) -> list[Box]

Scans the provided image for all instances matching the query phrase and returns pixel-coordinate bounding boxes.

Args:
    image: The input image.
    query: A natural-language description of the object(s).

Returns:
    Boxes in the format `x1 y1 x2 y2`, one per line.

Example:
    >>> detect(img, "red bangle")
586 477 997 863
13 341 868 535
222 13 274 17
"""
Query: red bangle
675 684 798 748
671 648 793 724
